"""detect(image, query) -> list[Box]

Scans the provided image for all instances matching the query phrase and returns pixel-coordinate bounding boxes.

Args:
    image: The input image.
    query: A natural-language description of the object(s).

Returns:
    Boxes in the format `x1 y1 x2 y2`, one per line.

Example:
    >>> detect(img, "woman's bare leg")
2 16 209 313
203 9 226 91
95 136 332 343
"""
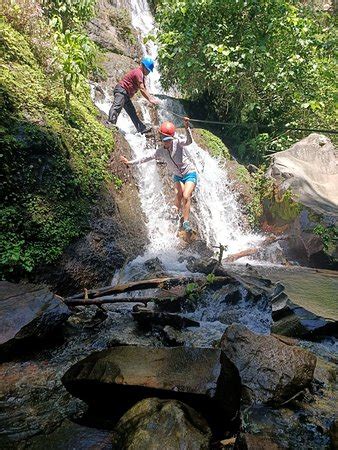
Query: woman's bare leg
182 181 196 222
174 182 184 212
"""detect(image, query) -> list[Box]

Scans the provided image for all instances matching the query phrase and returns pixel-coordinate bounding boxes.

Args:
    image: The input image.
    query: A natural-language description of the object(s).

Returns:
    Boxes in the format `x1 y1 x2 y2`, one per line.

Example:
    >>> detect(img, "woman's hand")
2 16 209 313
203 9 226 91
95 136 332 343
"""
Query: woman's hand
120 155 130 165
183 116 190 129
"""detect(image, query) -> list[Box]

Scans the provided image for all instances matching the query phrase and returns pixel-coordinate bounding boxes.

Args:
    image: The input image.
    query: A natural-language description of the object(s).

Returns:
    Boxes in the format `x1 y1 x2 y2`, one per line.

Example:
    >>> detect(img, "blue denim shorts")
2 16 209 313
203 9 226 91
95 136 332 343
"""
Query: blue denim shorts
173 171 198 184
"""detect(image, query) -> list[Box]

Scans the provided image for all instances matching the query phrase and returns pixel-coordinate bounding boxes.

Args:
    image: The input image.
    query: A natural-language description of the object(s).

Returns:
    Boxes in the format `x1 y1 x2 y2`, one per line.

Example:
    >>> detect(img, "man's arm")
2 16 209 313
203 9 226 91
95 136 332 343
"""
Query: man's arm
139 82 159 105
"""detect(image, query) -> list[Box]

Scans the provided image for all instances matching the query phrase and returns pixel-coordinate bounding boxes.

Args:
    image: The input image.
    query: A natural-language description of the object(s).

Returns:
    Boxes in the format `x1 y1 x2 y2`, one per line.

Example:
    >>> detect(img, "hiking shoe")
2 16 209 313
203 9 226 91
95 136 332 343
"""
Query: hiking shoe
140 125 152 134
182 221 192 232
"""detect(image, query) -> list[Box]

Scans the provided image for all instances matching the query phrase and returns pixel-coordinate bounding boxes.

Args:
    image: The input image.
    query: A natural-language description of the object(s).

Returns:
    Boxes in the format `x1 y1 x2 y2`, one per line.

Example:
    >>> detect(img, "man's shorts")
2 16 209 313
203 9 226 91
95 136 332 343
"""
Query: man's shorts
173 171 198 184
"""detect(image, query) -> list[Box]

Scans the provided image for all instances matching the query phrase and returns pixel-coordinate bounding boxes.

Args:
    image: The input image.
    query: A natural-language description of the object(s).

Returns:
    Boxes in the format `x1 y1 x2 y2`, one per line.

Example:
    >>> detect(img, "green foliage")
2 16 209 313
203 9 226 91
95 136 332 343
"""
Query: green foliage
244 167 274 227
185 282 200 301
108 8 136 45
313 224 338 254
42 0 96 31
1 20 114 278
198 129 231 160
43 0 98 107
112 175 123 190
155 0 336 162
206 273 216 284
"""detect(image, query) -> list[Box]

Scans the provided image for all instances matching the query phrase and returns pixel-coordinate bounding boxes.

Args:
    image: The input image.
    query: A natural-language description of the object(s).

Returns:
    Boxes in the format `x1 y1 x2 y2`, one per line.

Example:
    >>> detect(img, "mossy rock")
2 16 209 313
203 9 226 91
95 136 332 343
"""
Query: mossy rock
193 128 231 160
1 20 115 278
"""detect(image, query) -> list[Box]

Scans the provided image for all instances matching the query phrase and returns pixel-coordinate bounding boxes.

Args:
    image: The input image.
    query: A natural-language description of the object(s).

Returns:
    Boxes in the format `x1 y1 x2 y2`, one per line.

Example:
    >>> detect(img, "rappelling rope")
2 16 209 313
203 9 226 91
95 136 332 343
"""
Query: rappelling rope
156 103 338 135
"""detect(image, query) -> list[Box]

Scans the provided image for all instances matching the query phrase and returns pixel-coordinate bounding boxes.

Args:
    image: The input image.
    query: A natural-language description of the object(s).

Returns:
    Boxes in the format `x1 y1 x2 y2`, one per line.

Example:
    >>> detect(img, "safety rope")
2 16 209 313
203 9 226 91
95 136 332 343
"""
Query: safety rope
157 104 338 135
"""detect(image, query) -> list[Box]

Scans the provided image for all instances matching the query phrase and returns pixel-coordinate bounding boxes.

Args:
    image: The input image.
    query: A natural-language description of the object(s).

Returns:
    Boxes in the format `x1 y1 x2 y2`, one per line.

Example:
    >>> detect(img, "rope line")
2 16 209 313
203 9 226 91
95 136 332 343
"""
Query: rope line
157 104 338 135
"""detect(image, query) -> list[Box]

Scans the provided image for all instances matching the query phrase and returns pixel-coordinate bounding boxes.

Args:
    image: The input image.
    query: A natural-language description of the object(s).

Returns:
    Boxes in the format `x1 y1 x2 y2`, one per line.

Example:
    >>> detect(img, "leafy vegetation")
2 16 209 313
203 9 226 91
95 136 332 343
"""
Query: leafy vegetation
1 5 114 278
313 224 338 255
155 0 336 162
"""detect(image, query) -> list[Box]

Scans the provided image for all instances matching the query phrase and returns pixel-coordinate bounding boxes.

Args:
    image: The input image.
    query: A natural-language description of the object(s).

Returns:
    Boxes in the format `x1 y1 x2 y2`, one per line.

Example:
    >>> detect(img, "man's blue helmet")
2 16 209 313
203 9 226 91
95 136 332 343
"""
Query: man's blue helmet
141 56 154 72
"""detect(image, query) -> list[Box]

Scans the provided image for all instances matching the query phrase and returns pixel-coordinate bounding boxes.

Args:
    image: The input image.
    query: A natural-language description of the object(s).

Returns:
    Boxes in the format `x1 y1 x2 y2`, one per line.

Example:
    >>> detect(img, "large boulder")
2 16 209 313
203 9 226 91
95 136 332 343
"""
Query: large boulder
111 398 212 450
0 282 70 354
267 133 338 217
220 324 316 405
62 346 241 428
265 133 338 267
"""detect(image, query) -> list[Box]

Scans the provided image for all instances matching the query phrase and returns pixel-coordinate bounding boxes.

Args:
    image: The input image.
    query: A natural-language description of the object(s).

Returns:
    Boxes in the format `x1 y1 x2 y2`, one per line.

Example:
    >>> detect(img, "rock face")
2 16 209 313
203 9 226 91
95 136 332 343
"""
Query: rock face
267 133 338 216
111 398 212 450
272 298 337 339
221 324 317 405
265 133 337 267
0 281 70 353
37 132 148 295
62 346 241 427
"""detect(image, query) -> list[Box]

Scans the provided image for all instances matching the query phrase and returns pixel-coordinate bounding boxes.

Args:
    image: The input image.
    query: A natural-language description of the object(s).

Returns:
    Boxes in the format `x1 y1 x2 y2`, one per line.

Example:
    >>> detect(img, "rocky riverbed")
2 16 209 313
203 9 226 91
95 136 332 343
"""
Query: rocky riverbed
0 260 337 449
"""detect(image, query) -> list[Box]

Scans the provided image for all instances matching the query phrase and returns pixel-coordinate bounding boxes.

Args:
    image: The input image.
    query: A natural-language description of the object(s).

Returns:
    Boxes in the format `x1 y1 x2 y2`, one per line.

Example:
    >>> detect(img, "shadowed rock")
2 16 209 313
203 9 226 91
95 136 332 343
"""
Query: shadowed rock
0 281 70 354
62 346 241 430
111 398 211 450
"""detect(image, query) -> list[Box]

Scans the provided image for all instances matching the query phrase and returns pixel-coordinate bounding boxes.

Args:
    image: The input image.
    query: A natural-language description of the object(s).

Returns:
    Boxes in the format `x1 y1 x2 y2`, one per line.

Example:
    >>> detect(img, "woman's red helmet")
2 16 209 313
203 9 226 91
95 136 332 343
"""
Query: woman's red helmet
159 121 175 137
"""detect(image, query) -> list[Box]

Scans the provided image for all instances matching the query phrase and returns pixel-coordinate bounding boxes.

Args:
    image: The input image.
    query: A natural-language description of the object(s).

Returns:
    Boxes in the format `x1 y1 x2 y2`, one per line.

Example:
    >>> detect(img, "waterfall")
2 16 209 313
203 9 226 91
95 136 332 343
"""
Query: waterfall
93 0 263 275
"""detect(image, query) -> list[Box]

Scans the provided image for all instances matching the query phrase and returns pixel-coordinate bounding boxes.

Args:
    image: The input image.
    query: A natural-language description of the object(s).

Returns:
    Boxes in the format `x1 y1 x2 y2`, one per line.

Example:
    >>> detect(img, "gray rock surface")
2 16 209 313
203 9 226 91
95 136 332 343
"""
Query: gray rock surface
62 345 241 426
111 398 211 450
0 281 70 352
221 324 317 405
267 133 338 217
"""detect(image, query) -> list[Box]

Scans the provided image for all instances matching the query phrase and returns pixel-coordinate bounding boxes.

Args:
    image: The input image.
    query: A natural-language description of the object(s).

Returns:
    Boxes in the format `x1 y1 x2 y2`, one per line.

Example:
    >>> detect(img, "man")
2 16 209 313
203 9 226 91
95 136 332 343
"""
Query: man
120 118 197 232
109 56 159 134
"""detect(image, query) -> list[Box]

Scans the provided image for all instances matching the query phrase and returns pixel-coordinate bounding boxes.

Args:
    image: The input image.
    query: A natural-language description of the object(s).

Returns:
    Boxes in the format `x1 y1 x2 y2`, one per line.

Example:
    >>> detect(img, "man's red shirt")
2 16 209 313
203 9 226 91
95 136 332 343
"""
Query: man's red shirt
119 66 144 97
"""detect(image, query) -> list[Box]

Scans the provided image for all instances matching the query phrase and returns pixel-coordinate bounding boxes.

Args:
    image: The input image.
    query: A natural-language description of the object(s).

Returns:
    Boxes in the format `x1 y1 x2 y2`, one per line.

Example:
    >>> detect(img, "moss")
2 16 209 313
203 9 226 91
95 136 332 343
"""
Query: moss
198 129 231 160
1 20 114 278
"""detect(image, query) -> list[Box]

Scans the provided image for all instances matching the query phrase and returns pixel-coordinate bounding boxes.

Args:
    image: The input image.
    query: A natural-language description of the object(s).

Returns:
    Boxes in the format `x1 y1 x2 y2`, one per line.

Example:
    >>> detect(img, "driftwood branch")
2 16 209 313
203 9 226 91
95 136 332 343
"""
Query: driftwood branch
224 235 286 263
65 297 154 306
69 277 196 300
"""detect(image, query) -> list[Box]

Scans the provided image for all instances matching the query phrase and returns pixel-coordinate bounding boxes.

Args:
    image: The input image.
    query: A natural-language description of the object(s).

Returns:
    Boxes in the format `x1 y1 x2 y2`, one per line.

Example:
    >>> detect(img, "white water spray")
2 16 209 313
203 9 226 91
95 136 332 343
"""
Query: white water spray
93 0 263 274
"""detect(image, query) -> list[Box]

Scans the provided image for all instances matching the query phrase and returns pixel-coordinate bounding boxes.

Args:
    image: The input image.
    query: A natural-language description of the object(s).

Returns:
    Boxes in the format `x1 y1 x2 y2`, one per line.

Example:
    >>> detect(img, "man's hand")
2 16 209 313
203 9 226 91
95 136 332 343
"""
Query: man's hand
120 155 130 165
183 117 190 129
150 96 160 105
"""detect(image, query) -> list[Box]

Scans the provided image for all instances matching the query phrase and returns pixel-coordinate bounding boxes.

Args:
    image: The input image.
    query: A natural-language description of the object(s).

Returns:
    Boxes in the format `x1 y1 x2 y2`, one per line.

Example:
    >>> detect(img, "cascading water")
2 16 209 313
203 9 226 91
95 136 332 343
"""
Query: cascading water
94 0 263 276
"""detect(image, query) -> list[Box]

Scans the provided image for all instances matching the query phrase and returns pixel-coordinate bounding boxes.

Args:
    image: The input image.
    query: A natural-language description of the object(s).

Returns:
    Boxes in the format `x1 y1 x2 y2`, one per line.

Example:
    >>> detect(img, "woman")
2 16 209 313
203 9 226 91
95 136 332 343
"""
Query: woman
120 118 197 232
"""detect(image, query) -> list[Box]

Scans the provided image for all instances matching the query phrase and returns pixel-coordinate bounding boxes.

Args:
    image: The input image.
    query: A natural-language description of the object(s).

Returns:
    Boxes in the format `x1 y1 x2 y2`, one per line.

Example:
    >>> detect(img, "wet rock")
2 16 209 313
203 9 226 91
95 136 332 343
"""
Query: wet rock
62 346 241 428
240 396 336 450
221 324 317 405
272 299 338 339
0 281 70 354
235 433 282 450
132 307 200 330
143 257 167 277
111 398 212 449
186 257 230 276
26 419 113 450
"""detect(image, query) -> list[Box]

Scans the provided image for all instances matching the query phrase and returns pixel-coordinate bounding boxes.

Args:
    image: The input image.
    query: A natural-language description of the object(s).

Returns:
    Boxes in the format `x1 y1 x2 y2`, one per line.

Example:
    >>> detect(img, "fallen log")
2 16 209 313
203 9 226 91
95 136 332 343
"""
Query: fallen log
69 276 198 300
224 235 286 263
65 289 188 307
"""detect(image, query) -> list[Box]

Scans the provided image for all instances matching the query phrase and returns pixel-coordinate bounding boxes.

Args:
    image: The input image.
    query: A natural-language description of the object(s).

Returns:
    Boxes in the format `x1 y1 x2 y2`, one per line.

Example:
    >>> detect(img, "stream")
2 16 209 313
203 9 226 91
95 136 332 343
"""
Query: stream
1 0 337 448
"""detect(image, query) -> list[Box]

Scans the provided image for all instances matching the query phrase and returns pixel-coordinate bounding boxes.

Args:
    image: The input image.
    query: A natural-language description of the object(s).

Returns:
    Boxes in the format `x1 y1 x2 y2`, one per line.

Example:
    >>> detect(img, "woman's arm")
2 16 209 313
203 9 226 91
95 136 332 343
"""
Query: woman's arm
120 151 157 166
182 117 193 146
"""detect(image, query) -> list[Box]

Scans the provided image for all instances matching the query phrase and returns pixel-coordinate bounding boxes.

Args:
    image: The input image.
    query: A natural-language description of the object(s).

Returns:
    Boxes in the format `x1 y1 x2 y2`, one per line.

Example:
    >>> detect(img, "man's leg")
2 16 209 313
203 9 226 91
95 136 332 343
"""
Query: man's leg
182 181 196 222
123 97 147 133
108 87 125 124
